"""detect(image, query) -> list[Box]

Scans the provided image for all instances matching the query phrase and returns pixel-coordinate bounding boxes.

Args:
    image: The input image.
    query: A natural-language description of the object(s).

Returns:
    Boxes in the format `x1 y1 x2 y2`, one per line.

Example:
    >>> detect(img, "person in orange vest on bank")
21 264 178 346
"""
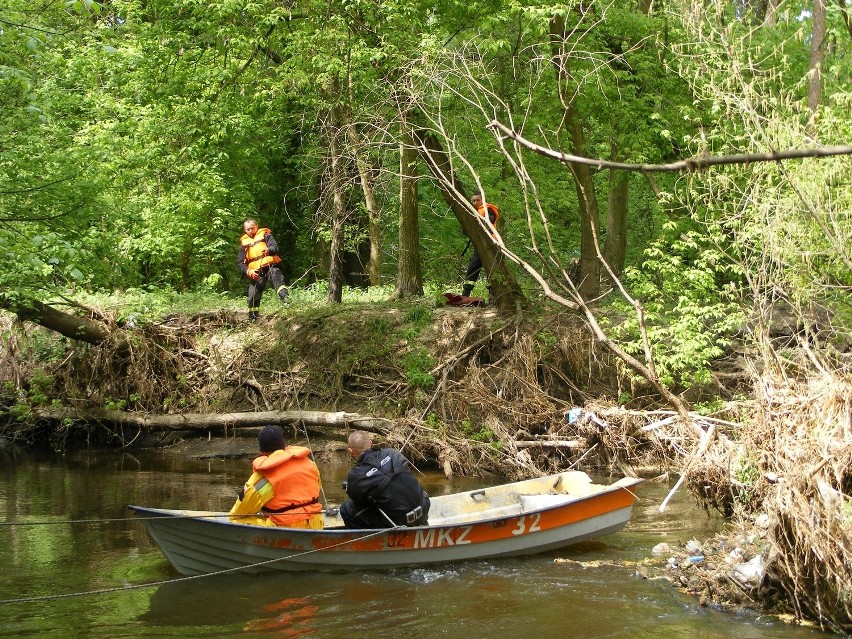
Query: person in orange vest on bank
237 218 289 321
461 193 499 298
229 425 324 529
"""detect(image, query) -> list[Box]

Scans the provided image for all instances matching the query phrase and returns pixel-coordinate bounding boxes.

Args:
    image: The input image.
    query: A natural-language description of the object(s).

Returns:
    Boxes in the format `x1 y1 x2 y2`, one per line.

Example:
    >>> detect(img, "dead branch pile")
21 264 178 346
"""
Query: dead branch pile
743 376 852 633
643 374 852 633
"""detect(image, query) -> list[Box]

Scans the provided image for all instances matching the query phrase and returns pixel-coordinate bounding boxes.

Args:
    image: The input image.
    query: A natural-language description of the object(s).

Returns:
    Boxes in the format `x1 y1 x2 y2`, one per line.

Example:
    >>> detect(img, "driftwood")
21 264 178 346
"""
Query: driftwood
513 440 584 449
34 408 394 434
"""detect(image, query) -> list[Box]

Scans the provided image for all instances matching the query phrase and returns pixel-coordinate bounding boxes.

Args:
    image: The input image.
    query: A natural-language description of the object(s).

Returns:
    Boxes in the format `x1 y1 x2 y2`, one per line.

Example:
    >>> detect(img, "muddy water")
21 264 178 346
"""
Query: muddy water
0 448 823 639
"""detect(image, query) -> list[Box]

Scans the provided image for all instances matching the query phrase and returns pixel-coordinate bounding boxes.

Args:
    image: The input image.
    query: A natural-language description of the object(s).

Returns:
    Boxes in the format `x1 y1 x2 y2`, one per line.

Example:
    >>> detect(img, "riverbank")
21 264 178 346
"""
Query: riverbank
0 300 849 633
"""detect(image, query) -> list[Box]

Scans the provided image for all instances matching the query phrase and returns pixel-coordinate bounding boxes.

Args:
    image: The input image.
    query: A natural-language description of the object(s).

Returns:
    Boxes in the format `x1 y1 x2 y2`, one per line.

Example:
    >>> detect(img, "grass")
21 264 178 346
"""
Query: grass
71 280 455 324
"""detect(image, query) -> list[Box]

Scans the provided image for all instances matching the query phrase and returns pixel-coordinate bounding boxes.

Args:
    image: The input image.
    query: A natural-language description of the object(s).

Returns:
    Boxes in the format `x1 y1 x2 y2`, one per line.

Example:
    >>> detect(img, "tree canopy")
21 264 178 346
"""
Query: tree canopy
1 0 850 386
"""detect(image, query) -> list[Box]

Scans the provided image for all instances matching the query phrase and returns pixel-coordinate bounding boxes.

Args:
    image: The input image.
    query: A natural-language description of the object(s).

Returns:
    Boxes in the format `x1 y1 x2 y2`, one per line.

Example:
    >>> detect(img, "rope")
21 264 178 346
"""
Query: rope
0 510 339 527
0 526 390 605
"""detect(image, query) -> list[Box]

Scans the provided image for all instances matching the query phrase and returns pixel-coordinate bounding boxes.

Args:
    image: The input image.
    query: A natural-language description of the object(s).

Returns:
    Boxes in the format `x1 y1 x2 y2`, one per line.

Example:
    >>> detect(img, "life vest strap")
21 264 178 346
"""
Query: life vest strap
262 496 319 514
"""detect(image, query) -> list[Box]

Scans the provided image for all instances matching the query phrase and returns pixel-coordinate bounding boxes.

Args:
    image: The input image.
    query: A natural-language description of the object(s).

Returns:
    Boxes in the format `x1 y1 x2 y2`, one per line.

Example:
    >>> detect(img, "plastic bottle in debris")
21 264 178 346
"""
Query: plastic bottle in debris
566 408 583 424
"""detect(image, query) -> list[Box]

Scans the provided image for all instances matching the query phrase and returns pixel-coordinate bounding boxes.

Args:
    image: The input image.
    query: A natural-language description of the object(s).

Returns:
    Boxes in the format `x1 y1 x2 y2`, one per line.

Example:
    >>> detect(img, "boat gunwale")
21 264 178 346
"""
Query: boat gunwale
129 475 642 537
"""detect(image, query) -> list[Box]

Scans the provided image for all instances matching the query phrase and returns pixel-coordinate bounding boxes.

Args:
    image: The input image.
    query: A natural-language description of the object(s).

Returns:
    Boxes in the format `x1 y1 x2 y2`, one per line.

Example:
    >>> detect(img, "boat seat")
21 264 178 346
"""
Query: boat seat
430 503 523 525
519 493 577 512
553 471 596 497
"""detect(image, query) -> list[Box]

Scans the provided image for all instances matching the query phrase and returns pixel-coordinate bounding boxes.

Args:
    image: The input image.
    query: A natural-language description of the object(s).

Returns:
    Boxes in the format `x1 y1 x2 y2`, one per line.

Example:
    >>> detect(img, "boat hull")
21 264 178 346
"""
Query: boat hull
131 472 642 575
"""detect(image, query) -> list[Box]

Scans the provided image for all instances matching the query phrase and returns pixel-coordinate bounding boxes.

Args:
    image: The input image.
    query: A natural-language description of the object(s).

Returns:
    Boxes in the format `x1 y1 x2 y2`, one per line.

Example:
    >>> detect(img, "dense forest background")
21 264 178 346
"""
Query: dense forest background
1 0 847 323
2 0 850 390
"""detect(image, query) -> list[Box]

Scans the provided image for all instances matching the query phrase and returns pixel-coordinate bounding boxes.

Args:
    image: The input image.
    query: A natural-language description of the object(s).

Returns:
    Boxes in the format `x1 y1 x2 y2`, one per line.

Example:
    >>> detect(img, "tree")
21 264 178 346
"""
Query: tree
396 121 423 298
414 129 526 311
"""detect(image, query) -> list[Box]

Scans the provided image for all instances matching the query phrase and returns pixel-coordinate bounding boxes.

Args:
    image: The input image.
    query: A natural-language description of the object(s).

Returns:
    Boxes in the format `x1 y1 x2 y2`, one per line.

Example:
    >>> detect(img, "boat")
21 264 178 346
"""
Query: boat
130 470 642 575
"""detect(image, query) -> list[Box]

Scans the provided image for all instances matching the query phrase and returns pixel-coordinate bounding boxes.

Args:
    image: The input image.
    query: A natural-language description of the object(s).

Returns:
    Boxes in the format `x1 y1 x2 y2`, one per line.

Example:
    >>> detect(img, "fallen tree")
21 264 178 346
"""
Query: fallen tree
1 297 118 347
33 407 394 435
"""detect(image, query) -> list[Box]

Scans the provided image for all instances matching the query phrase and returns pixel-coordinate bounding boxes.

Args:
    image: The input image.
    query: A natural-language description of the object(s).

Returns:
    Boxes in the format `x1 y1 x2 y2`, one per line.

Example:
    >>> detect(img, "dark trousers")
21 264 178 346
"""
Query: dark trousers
247 265 287 318
340 496 430 529
462 251 483 296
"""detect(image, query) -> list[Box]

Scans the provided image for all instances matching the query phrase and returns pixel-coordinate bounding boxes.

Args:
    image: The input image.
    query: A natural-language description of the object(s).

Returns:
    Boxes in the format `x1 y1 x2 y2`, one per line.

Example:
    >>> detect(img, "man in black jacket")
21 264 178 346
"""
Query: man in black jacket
339 431 430 528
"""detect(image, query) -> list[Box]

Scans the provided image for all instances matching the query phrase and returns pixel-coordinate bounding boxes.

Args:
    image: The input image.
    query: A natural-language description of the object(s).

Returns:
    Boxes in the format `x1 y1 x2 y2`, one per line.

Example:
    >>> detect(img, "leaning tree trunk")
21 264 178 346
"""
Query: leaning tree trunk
413 129 526 311
347 119 383 286
1 297 123 348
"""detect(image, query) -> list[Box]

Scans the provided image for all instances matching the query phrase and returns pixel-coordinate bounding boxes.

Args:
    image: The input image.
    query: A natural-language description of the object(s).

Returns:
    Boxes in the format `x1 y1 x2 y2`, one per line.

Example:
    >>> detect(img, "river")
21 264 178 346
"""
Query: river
0 446 824 638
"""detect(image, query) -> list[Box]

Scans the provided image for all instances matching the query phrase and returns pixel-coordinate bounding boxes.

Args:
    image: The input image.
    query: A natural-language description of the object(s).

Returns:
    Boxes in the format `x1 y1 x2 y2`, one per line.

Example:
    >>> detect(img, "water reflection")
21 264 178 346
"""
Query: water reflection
0 448 827 639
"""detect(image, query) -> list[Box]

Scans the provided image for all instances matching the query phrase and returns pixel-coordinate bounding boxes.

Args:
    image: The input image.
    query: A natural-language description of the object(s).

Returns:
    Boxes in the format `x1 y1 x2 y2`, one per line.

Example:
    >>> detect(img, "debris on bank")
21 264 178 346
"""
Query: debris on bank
649 526 772 610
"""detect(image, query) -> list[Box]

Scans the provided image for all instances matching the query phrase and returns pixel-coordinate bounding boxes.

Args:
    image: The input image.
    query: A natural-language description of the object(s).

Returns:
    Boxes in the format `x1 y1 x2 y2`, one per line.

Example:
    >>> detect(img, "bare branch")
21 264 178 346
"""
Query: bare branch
489 120 852 172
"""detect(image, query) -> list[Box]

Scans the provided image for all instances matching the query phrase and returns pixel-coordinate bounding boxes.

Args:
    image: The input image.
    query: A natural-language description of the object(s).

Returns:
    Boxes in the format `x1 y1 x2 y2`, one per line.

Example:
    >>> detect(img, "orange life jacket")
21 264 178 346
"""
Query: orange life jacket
240 228 282 271
476 203 500 237
253 446 322 526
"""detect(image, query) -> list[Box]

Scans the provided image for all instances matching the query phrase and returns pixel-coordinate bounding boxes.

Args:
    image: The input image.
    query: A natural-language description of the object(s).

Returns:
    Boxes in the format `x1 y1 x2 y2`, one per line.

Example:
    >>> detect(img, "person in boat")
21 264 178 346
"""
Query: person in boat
339 430 430 528
229 425 324 529
237 218 289 321
460 192 499 298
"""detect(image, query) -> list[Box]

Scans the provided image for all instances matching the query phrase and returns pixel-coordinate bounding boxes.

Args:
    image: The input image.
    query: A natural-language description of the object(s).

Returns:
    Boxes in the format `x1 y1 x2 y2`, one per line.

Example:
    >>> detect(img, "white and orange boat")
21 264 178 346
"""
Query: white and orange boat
130 470 642 575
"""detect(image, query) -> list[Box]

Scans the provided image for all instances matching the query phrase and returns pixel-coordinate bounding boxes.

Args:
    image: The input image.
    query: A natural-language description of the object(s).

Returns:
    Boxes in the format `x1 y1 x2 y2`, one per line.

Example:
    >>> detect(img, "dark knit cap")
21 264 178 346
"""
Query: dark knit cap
258 425 286 453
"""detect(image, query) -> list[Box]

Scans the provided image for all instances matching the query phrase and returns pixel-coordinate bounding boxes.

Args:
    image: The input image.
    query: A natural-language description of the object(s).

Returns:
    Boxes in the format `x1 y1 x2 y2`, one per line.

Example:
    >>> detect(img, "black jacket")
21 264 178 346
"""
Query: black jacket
345 447 428 524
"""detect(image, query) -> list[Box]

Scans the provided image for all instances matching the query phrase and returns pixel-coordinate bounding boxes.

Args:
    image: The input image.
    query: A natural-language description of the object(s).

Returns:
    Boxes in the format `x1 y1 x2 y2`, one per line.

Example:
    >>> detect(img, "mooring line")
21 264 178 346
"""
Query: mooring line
0 510 341 527
0 514 212 527
0 526 389 605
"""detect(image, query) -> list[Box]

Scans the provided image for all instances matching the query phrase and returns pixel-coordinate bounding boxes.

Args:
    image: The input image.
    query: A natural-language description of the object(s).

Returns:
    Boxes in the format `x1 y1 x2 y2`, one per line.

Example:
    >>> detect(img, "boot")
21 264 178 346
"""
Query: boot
462 283 474 297
277 286 289 303
248 310 259 322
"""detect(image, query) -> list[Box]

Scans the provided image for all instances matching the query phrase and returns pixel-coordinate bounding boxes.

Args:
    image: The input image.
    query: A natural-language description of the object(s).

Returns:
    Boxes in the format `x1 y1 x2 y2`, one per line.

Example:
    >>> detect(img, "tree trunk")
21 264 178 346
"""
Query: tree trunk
807 0 826 113
1 298 120 347
550 14 602 299
34 407 393 435
603 169 629 279
396 122 423 298
326 80 346 304
413 129 525 311
347 120 383 286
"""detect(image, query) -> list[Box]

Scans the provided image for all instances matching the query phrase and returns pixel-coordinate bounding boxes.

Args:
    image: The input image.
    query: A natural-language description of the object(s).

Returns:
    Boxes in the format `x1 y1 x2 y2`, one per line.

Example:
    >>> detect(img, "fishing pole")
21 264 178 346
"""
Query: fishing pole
280 335 332 511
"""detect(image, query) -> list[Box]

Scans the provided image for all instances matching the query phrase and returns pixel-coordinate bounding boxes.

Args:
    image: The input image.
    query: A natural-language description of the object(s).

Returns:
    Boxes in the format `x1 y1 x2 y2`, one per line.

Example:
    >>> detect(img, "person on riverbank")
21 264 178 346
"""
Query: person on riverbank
237 218 289 321
339 430 430 528
229 425 324 529
461 192 499 298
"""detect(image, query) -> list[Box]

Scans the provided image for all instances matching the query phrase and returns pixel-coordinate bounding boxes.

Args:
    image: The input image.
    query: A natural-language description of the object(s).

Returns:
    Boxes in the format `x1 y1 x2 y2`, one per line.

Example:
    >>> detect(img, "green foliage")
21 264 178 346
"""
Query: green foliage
401 304 433 339
611 217 746 389
733 458 761 507
461 419 497 443
104 398 127 411
424 412 444 430
693 398 726 415
402 348 435 390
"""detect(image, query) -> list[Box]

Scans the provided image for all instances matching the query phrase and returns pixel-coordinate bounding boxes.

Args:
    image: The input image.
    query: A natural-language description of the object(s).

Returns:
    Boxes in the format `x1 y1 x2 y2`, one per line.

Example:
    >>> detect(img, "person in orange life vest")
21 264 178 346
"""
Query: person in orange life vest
237 218 289 321
229 425 324 529
461 193 499 297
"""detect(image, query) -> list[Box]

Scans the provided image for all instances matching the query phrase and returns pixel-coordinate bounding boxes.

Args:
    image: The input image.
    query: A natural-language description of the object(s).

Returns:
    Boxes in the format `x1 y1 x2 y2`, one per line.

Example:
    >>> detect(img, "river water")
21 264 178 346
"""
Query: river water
0 447 824 639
